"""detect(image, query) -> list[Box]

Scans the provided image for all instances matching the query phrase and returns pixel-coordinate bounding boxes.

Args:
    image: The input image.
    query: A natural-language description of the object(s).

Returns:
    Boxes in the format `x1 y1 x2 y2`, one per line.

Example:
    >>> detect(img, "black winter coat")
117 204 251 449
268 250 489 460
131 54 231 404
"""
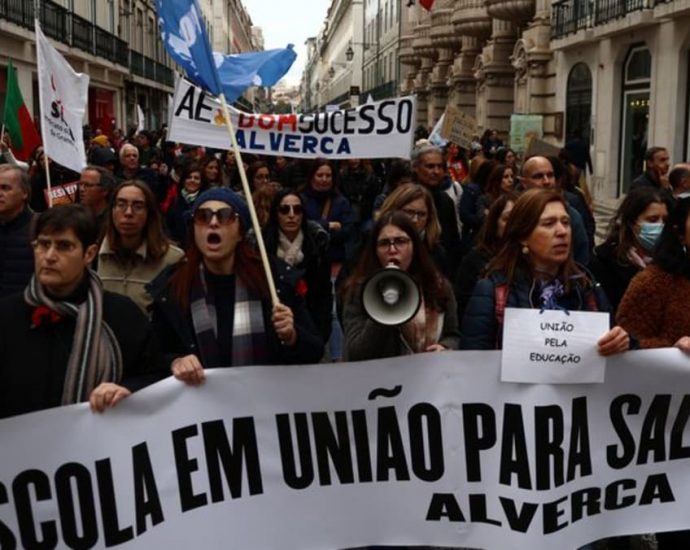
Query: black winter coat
0 284 162 419
588 242 642 315
0 208 35 299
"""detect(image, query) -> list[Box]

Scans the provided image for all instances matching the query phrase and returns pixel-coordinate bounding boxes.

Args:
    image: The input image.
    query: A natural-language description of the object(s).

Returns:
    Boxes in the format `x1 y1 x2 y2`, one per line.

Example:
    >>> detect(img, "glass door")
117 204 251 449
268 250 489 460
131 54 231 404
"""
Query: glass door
620 91 650 194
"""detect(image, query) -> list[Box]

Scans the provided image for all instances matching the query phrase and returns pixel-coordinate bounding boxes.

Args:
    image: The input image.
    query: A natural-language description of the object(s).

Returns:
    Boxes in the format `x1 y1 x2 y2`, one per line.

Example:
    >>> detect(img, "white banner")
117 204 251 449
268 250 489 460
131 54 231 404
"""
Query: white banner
36 21 89 173
2 350 690 549
168 78 416 159
136 105 145 134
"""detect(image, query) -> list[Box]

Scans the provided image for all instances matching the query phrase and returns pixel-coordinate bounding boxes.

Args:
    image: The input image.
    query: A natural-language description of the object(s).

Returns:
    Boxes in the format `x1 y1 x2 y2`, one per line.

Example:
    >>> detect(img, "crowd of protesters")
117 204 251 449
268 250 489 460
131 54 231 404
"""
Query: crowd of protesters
1 123 690 548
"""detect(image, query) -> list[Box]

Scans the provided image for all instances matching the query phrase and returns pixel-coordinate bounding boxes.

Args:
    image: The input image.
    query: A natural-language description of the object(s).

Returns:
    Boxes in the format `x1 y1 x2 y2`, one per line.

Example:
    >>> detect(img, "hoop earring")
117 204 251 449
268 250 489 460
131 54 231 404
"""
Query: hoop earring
522 245 529 255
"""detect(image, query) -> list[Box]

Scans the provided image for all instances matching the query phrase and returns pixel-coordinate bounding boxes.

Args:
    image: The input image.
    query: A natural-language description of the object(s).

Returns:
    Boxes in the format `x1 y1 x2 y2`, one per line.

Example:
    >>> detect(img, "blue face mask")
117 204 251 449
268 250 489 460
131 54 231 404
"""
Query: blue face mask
637 222 664 252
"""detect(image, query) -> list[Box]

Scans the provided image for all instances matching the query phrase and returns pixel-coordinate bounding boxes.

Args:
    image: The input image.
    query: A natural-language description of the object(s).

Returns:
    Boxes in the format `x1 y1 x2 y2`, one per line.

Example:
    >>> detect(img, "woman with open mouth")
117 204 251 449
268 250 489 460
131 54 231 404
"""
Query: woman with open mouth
149 188 324 385
340 211 460 361
460 188 630 354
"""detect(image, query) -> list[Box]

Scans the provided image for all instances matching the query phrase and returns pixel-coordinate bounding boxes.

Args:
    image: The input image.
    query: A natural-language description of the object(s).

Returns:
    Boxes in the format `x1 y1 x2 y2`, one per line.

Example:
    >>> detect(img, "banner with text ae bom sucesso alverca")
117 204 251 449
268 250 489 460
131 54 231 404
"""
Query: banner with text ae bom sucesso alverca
168 78 416 159
2 350 690 549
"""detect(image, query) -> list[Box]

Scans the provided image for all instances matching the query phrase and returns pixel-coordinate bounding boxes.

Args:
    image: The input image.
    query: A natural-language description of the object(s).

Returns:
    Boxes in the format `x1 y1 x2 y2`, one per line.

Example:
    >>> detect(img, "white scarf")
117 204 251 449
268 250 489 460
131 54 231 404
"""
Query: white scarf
277 230 305 266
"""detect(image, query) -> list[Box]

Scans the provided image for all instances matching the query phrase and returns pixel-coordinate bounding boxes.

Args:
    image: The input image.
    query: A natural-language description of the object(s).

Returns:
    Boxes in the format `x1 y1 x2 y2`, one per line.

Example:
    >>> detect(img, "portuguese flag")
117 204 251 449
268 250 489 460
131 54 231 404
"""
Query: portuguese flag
3 60 41 161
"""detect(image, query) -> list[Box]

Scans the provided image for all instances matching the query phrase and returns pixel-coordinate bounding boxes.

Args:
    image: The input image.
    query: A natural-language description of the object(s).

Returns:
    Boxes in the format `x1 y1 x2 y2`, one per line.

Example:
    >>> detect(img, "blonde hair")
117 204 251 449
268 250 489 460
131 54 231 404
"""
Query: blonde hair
378 183 441 249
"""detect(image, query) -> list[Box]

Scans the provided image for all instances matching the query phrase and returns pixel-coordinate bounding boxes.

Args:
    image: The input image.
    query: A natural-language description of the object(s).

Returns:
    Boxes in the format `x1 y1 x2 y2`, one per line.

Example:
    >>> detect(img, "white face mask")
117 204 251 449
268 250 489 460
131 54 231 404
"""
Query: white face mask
677 191 690 199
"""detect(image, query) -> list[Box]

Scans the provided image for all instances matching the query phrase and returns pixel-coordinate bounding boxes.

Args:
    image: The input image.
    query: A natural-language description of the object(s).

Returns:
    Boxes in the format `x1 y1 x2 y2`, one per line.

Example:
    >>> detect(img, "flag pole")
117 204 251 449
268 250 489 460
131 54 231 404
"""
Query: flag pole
43 149 53 208
33 15 53 208
218 93 279 306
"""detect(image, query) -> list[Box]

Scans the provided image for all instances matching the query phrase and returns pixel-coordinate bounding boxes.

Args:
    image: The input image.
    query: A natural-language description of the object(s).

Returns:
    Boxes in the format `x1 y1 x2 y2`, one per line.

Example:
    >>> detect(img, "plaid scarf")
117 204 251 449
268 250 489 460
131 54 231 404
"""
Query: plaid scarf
190 264 268 368
24 270 123 404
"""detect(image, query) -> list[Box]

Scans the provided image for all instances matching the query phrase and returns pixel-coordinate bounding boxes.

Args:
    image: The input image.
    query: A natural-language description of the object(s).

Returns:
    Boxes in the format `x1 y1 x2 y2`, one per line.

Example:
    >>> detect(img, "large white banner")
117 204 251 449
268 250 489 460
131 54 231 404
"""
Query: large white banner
35 21 89 173
168 78 416 159
1 350 690 549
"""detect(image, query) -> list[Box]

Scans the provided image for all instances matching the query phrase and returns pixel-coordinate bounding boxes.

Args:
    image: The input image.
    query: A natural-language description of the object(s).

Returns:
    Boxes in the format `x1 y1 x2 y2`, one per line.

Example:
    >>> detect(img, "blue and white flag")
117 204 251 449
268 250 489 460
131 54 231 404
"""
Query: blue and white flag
216 46 297 103
156 0 222 96
157 0 296 102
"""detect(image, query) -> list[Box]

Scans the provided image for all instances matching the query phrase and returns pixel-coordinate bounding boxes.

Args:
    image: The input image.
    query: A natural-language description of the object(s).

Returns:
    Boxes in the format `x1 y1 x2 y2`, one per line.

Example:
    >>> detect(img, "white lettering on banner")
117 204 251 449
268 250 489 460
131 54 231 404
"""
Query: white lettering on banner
168 78 416 159
1 350 690 549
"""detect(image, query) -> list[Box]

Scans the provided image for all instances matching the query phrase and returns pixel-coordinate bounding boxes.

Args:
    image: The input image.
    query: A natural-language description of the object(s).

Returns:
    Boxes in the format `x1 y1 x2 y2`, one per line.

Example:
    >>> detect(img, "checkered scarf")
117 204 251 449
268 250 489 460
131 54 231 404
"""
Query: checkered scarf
24 269 123 404
190 264 269 368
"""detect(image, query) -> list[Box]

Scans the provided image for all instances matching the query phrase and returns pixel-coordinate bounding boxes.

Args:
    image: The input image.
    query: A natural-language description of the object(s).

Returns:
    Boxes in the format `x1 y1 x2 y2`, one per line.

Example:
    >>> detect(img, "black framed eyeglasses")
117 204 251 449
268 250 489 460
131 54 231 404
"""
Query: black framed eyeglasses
376 236 412 250
193 207 238 225
278 204 304 216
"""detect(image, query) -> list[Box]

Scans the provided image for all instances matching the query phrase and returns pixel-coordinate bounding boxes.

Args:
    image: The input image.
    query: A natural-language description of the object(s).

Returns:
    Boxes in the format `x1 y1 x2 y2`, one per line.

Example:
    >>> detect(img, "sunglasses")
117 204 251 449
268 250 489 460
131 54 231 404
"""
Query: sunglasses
193 207 238 225
278 204 304 216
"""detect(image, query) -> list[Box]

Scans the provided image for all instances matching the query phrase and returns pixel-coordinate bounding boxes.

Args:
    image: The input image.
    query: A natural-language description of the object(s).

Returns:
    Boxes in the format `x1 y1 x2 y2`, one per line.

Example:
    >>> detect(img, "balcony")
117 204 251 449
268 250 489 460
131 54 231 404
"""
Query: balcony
551 0 661 38
411 23 436 59
156 62 174 87
144 56 155 80
131 50 144 77
451 0 492 39
70 13 92 53
42 0 68 41
361 80 398 102
399 35 419 67
430 7 461 50
485 0 536 22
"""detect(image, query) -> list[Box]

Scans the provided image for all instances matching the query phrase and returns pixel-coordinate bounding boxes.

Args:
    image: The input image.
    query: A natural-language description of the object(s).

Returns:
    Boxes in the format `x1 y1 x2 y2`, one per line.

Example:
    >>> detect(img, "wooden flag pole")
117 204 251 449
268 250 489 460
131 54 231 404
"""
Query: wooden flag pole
217 93 279 306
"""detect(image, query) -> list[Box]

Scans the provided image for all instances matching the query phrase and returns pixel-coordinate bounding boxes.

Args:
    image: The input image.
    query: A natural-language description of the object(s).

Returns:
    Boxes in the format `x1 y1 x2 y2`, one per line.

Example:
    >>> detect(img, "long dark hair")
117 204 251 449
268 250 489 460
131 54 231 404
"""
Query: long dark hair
341 211 448 311
654 197 690 276
169 206 269 309
263 189 307 252
475 191 520 256
487 188 584 290
105 180 172 261
305 158 337 193
603 186 671 264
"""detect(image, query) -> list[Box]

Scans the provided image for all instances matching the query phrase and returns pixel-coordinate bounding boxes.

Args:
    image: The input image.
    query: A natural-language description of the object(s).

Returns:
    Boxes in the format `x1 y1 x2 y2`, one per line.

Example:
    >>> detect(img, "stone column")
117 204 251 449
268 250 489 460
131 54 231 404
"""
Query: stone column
430 48 453 122
414 57 434 129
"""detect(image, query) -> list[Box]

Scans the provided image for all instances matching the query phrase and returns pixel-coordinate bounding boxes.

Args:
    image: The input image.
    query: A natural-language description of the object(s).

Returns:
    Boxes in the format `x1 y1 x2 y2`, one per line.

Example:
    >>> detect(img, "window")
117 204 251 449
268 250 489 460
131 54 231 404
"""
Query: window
565 62 592 147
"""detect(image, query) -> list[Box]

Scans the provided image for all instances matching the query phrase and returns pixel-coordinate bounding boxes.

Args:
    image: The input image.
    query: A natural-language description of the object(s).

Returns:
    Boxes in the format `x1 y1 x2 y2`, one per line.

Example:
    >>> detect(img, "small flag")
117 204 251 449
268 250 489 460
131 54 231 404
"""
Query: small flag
36 21 89 173
2 60 41 161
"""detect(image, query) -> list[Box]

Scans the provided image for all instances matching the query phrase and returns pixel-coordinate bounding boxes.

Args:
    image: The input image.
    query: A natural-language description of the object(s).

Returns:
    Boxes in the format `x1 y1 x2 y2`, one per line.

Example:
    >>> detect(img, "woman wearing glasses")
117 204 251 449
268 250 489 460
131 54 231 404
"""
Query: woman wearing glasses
340 211 460 361
261 189 332 341
98 180 183 315
149 188 324 384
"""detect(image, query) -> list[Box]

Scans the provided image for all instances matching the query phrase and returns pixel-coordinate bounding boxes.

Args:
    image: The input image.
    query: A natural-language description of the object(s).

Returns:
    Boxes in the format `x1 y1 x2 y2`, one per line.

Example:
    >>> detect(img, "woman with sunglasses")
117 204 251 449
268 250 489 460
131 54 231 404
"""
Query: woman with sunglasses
340 211 459 361
98 180 183 315
150 188 324 384
262 189 332 341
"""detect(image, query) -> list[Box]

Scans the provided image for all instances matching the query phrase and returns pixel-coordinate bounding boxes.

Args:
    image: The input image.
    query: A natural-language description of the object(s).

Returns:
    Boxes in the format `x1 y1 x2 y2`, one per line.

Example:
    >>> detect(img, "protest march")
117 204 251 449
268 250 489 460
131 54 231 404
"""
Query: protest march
1 1 690 549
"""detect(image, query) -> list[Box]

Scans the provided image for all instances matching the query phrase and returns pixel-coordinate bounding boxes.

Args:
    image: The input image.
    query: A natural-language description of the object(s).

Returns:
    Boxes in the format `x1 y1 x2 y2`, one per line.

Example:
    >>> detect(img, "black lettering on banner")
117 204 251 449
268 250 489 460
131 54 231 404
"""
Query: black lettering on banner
298 114 314 133
542 494 569 534
359 106 375 134
603 479 636 510
352 410 373 482
500 404 531 489
175 86 195 119
0 482 17 549
276 413 314 490
397 99 414 133
499 497 538 532
172 425 208 512
202 419 263 502
639 473 675 505
375 101 395 135
330 111 343 135
568 397 593 481
55 463 98 549
637 394 671 465
570 487 601 522
131 442 164 535
12 470 57 549
376 406 410 481
302 135 318 155
469 494 502 526
314 113 329 134
343 109 357 135
426 493 466 522
312 412 355 486
535 405 564 491
607 394 641 469
670 395 690 459
194 90 214 123
408 403 444 482
95 458 134 546
462 403 496 482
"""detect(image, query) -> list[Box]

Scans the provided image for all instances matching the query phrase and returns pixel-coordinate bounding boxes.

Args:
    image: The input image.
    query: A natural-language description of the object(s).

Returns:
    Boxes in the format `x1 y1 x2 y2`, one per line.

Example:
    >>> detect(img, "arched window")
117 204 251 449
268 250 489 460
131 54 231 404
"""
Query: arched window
565 63 593 146
619 45 652 194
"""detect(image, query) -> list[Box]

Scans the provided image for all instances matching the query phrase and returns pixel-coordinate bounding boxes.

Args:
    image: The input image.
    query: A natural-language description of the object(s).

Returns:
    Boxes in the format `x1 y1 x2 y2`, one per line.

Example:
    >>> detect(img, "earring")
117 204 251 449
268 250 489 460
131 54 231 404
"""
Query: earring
522 245 529 255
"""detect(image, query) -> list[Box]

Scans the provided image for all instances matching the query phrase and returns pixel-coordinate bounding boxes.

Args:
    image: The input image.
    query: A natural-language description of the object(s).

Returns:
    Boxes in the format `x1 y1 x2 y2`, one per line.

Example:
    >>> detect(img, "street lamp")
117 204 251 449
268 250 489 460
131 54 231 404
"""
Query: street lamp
345 40 370 62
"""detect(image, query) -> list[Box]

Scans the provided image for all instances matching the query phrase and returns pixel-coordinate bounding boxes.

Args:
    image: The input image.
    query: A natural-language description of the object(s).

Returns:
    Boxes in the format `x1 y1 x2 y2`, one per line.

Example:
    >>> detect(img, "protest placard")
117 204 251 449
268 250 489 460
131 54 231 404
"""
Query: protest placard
2 351 690 549
501 308 610 383
43 180 78 206
510 114 543 153
168 78 416 159
439 105 476 148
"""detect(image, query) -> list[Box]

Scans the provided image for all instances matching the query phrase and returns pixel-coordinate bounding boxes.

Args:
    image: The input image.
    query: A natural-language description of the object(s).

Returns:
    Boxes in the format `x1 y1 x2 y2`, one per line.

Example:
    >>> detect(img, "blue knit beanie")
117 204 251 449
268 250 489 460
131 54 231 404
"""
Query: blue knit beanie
192 188 251 230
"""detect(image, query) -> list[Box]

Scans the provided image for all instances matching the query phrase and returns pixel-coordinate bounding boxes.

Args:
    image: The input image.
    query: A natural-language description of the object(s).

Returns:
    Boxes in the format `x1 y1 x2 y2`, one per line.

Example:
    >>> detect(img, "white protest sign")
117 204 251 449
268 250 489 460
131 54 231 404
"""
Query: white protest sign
168 78 416 159
2 351 690 549
501 308 610 383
